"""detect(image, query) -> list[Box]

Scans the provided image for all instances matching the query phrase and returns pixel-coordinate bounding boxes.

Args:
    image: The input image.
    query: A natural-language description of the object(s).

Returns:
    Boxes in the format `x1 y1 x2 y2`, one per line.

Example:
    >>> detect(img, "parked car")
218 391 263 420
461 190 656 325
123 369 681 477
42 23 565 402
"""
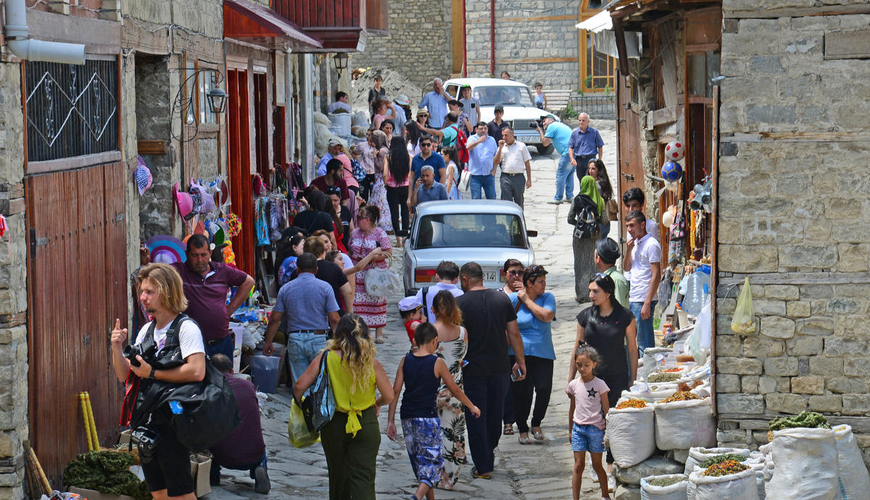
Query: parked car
442 77 559 155
403 200 535 295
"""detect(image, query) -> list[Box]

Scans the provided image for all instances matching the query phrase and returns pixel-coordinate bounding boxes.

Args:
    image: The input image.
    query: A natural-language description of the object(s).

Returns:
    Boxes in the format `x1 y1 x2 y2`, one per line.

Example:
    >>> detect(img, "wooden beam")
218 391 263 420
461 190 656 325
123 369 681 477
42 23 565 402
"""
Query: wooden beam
466 15 577 24
651 106 677 126
719 272 870 287
825 30 870 60
137 140 169 156
724 131 870 143
725 4 870 19
468 57 576 65
612 17 631 76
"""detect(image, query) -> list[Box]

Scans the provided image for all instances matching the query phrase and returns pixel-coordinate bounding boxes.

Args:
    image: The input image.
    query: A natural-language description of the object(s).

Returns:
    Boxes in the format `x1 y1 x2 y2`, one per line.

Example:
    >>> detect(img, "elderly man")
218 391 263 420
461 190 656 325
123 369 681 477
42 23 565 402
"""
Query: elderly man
316 138 343 177
536 117 575 204
327 92 351 114
172 235 254 359
418 77 450 128
410 165 448 208
567 113 604 181
494 126 532 208
467 121 499 200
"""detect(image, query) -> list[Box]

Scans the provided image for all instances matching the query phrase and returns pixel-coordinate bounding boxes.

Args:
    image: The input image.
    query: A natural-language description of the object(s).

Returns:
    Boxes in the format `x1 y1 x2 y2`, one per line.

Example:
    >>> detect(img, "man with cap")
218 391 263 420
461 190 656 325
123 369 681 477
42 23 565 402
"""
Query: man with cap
459 85 481 135
536 116 575 204
418 77 450 128
487 105 510 143
327 91 352 114
316 139 343 177
419 111 463 148
398 296 426 345
595 238 629 308
387 94 410 136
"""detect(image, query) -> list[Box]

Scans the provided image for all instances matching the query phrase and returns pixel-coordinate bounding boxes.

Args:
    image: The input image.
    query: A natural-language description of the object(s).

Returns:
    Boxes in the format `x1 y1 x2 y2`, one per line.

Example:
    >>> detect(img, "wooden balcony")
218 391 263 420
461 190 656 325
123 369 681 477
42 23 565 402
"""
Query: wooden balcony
271 0 388 51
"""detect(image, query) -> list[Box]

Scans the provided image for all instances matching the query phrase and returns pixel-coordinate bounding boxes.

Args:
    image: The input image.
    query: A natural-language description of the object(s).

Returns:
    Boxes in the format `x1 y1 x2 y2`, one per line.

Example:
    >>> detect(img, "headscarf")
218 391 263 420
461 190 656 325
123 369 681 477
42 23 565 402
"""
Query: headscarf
580 175 605 217
370 130 389 173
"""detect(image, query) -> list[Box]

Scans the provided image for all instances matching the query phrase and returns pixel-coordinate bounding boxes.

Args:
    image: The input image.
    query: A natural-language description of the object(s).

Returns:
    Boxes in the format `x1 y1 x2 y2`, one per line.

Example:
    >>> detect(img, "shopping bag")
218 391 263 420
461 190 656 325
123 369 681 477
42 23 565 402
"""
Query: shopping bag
288 399 320 448
364 257 401 298
730 277 757 334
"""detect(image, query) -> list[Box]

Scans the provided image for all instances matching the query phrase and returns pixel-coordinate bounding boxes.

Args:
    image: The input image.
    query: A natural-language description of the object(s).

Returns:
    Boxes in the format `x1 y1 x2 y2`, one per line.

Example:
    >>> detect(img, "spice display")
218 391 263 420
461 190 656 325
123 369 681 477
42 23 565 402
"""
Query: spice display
63 451 151 500
703 460 748 477
661 367 683 373
700 453 749 469
615 399 648 410
691 380 703 389
677 382 691 392
647 475 686 487
648 372 681 383
769 411 830 432
659 390 701 404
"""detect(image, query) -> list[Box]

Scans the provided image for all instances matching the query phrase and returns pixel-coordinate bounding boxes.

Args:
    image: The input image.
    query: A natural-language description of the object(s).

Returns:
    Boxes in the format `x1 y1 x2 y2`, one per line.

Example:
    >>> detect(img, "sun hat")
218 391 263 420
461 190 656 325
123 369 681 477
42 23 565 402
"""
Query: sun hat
134 156 152 196
173 182 193 220
394 94 410 106
146 235 187 264
398 296 423 312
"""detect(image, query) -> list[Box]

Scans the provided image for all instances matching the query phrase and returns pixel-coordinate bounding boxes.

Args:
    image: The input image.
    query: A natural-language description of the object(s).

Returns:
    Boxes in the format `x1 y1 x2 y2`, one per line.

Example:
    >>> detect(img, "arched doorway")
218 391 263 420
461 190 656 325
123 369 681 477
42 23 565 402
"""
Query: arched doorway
578 0 617 92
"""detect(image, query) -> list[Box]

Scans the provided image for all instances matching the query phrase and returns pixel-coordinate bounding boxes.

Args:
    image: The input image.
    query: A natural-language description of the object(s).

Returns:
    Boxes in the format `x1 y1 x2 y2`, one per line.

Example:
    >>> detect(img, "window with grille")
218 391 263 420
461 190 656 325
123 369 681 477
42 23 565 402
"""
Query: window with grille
25 59 119 162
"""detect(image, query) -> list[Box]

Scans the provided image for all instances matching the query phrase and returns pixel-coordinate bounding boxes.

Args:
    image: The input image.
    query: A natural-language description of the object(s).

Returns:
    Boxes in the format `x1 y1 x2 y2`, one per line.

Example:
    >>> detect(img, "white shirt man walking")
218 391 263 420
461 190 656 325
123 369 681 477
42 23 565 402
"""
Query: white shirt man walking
493 126 532 208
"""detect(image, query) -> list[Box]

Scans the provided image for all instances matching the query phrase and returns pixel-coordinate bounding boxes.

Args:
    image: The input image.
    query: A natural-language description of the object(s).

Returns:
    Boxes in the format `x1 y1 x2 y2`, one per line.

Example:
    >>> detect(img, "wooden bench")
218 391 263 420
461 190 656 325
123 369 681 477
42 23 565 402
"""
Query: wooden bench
543 89 574 117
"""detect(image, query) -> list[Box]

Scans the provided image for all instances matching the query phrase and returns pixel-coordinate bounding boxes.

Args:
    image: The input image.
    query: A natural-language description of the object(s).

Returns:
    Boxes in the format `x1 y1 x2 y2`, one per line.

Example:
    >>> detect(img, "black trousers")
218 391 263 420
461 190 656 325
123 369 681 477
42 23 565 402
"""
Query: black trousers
360 174 375 201
463 373 509 474
574 154 597 181
511 356 554 434
385 185 410 237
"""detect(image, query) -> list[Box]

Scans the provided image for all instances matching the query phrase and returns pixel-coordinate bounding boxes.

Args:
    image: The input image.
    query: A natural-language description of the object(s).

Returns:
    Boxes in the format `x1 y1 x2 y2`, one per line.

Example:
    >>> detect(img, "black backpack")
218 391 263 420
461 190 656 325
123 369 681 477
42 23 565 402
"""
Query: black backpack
130 314 241 452
570 195 600 240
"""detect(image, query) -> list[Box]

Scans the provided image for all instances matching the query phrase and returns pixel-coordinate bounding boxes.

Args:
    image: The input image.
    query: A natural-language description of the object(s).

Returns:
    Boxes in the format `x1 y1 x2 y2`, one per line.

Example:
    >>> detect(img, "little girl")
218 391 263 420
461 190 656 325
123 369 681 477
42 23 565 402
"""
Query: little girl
387 323 481 500
566 345 610 500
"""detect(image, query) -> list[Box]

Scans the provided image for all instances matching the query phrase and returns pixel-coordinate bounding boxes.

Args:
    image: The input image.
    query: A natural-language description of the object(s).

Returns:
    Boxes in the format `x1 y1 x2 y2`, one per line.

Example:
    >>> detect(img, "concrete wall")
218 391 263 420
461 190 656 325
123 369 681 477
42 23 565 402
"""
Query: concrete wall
716 1 870 458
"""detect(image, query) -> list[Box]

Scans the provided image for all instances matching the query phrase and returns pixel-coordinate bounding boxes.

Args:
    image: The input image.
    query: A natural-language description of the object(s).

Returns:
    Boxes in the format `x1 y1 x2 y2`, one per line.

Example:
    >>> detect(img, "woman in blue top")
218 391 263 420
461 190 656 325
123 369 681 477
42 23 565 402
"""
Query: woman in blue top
509 265 556 444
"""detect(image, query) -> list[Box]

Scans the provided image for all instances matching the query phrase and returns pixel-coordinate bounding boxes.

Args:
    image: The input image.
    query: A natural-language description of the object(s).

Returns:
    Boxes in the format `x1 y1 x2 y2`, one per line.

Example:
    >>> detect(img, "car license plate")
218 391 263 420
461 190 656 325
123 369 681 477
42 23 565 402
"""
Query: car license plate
483 270 498 282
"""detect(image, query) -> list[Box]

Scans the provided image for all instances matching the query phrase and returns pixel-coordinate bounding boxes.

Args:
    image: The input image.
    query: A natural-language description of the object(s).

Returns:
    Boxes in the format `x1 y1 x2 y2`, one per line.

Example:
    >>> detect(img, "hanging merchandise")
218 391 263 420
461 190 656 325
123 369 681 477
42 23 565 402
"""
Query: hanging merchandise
134 156 153 196
661 160 683 183
731 277 757 335
222 242 237 268
255 198 271 247
662 205 677 229
172 183 193 220
145 235 187 264
190 180 216 215
665 140 685 161
252 174 266 197
226 213 242 237
270 195 288 241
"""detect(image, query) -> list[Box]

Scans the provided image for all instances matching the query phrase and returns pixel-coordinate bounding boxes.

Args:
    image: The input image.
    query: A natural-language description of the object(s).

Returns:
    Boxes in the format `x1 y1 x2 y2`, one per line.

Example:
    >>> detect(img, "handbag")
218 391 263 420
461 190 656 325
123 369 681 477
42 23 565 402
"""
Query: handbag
364 256 401 298
299 352 336 432
458 169 471 191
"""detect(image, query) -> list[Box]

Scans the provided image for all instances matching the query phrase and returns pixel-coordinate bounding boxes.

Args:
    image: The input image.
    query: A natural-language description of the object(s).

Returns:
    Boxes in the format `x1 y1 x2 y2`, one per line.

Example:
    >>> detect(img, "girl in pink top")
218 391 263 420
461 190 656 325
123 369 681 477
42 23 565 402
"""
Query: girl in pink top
566 345 610 500
372 99 390 131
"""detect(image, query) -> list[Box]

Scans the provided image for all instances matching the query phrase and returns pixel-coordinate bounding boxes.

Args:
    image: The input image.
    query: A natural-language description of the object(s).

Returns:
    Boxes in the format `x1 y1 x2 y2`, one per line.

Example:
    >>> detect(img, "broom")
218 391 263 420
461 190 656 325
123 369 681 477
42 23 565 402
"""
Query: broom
23 440 51 496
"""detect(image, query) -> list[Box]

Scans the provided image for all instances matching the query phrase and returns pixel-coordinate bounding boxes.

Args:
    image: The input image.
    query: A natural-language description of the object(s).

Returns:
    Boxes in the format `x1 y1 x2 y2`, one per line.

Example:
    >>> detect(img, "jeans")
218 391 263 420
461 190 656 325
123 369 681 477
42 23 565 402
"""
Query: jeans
463 373 510 474
206 334 235 360
554 153 575 201
385 185 409 237
470 174 496 200
629 301 658 355
511 356 554 434
574 154 597 182
286 332 328 381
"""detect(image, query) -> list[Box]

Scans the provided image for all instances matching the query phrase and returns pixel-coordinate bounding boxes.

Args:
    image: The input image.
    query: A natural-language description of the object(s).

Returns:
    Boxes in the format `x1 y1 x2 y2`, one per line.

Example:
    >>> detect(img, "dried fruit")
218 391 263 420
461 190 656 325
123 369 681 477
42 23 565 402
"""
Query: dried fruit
648 372 681 383
703 460 748 477
659 391 700 404
616 399 647 410
647 475 686 487
700 453 748 469
769 411 830 432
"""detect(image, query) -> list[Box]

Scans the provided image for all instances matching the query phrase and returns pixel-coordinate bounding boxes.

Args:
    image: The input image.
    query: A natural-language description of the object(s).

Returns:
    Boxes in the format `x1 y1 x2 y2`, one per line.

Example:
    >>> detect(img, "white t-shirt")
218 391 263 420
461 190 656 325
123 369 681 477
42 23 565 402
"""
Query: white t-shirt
340 253 354 271
135 318 205 361
628 233 662 303
415 282 464 323
500 141 532 174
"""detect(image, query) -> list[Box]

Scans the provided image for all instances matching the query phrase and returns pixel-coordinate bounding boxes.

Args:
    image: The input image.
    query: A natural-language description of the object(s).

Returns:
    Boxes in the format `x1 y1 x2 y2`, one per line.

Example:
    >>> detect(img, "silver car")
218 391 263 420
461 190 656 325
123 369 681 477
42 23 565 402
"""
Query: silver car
403 200 536 295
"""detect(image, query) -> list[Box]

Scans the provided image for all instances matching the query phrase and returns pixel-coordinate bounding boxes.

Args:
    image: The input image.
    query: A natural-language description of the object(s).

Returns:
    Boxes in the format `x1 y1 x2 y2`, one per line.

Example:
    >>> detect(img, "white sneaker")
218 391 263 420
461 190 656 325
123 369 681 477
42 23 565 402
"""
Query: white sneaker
590 469 599 483
607 476 615 492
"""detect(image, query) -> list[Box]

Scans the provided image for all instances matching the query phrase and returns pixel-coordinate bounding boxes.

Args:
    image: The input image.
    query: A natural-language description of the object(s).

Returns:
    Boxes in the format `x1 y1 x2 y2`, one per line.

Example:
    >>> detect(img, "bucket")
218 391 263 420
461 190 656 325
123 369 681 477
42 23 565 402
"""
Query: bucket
249 354 281 393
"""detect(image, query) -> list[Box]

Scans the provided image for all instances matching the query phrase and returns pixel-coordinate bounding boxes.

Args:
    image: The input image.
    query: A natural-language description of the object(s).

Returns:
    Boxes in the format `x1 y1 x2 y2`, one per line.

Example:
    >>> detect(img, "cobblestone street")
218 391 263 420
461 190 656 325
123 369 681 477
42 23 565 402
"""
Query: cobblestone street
208 122 618 500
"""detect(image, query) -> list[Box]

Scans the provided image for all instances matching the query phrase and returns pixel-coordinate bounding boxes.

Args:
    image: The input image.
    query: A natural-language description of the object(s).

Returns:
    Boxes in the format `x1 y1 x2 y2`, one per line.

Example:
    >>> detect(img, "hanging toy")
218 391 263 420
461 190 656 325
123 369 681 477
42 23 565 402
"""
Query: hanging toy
661 160 683 182
665 140 685 161
226 213 242 237
222 242 237 268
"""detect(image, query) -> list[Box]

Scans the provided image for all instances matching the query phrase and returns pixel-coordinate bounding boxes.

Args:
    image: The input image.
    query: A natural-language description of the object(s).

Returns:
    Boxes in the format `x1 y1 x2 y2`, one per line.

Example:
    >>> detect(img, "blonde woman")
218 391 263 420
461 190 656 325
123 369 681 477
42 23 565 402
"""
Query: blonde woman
294 314 394 500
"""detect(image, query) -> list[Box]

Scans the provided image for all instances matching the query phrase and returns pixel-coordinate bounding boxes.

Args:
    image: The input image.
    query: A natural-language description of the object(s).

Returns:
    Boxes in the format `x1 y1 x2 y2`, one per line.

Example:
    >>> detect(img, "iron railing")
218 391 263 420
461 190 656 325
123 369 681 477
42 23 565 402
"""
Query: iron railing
25 59 119 162
569 94 616 121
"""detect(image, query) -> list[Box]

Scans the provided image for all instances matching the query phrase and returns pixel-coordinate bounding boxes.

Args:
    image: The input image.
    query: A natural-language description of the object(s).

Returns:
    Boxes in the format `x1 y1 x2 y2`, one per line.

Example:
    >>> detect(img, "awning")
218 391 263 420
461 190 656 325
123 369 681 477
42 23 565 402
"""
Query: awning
576 10 613 33
224 0 322 51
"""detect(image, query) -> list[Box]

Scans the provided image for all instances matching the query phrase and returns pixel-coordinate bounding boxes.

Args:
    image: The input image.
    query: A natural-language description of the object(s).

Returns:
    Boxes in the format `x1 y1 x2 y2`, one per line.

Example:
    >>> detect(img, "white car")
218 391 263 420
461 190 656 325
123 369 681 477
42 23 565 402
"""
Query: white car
403 200 535 295
443 77 559 155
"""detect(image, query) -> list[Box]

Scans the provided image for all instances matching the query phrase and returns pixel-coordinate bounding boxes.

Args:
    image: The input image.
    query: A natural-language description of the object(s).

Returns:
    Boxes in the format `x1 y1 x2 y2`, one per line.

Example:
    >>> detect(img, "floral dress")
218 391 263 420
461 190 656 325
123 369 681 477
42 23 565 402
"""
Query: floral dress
435 328 468 489
370 172 393 233
349 227 392 328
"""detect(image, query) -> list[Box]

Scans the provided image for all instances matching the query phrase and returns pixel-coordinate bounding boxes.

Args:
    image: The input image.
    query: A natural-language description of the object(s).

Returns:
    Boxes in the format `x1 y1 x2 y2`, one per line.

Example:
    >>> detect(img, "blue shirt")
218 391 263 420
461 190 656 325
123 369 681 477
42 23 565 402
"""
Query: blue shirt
419 91 448 128
466 134 498 176
509 292 556 360
544 121 572 156
277 256 298 287
316 153 333 177
274 273 339 332
416 182 448 204
412 153 447 183
567 126 604 156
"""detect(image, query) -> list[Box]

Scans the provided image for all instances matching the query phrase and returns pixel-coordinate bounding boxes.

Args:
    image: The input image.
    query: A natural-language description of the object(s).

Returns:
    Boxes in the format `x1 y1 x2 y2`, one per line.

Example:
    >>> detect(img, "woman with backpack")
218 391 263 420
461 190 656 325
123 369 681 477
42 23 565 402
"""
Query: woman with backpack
567 176 605 303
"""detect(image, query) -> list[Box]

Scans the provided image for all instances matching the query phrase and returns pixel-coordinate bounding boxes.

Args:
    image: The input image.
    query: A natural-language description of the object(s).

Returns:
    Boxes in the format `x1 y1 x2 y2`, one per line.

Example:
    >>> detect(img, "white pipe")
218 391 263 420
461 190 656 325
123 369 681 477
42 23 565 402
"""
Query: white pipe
3 0 86 65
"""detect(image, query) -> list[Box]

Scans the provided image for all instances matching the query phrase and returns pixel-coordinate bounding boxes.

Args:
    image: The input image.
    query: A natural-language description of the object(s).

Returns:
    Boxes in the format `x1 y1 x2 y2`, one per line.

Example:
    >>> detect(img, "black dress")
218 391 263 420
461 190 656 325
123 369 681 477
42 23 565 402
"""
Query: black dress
576 305 634 408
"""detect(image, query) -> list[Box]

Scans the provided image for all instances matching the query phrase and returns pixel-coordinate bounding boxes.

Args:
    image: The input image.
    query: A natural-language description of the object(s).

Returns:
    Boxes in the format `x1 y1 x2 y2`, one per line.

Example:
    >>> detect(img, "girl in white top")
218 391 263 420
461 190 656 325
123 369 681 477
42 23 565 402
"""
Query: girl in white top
441 146 462 201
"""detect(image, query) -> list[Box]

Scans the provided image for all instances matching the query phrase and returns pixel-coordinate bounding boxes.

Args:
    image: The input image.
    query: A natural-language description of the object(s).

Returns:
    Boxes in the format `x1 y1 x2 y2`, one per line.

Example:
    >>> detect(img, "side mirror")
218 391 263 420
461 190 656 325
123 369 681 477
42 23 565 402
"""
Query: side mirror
527 230 538 238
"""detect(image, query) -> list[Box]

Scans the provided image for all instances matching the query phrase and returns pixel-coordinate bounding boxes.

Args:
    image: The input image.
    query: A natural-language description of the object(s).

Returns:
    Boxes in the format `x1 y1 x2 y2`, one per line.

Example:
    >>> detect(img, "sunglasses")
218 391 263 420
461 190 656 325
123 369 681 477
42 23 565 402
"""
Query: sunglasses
420 143 432 148
507 270 523 277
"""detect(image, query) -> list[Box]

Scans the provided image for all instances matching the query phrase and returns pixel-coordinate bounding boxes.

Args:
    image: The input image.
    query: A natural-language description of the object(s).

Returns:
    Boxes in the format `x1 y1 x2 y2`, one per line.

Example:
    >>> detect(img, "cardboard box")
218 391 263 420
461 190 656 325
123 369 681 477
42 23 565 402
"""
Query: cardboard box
190 453 212 498
69 487 136 500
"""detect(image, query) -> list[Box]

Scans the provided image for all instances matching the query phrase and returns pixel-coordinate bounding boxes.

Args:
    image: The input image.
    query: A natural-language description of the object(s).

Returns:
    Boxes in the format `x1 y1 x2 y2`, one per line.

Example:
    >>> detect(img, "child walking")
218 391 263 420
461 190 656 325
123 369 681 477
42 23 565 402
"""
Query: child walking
399 296 426 347
387 323 481 500
566 345 610 500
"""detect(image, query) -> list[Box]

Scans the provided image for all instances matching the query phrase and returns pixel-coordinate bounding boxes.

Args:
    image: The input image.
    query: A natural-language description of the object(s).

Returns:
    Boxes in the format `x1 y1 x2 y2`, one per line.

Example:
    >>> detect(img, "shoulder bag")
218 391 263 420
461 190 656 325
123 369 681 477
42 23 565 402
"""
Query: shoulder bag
299 352 336 432
365 255 402 298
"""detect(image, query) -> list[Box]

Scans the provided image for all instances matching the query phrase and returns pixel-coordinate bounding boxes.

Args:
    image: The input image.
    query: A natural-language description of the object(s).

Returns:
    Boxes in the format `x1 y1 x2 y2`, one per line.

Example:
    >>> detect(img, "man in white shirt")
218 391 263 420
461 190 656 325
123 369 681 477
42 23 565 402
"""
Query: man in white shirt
622 187 659 240
415 260 463 323
493 126 532 208
327 92 352 114
622 210 662 355
466 121 499 199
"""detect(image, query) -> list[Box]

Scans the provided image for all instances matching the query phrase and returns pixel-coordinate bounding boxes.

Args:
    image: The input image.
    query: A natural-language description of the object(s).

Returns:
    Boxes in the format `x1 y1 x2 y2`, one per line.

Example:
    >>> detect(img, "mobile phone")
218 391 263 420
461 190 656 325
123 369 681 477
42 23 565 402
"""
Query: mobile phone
511 368 524 382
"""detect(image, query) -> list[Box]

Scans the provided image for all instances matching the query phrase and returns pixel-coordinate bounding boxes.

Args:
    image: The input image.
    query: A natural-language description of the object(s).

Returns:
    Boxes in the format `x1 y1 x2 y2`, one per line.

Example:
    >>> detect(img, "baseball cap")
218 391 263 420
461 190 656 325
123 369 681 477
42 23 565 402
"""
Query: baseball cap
398 296 423 312
494 104 505 113
328 138 342 147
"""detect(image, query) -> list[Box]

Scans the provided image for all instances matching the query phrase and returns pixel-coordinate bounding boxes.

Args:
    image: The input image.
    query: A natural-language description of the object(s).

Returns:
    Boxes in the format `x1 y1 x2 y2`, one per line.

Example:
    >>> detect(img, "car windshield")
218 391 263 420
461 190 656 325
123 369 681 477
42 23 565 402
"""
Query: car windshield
415 213 527 249
473 86 534 107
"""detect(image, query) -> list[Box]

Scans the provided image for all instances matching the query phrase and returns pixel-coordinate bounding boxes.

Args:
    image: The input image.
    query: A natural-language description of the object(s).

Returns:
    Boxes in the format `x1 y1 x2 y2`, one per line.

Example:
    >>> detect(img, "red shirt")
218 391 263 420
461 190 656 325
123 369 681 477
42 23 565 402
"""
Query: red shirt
172 261 248 343
210 375 266 467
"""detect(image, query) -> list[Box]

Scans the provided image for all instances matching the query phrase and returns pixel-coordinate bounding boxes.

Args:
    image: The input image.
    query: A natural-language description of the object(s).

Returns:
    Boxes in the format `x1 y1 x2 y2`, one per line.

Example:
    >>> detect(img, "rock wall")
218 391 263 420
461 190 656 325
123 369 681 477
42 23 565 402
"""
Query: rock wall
716 1 870 461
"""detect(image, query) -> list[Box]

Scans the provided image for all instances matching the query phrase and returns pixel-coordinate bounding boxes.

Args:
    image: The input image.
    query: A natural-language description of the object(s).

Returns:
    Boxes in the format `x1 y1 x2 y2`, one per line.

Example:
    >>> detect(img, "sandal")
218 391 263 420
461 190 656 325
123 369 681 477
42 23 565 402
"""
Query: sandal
503 424 515 435
470 467 491 480
532 428 545 441
375 335 385 344
518 434 532 445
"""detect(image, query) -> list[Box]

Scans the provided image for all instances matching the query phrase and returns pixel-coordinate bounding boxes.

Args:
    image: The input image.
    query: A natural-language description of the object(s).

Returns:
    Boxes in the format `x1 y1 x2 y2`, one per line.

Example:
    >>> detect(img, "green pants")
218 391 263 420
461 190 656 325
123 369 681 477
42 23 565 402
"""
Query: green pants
320 406 381 500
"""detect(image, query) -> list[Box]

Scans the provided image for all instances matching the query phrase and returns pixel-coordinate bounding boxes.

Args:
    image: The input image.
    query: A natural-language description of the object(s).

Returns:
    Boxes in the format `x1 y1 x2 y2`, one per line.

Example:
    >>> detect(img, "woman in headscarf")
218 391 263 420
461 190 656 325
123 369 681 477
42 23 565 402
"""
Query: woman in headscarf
367 130 393 233
567 176 605 303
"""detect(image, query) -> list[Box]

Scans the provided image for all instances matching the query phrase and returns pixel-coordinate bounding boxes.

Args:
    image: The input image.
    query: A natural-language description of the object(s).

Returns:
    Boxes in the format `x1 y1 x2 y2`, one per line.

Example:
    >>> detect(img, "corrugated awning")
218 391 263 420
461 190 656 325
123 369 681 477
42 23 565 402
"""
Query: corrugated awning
224 0 322 51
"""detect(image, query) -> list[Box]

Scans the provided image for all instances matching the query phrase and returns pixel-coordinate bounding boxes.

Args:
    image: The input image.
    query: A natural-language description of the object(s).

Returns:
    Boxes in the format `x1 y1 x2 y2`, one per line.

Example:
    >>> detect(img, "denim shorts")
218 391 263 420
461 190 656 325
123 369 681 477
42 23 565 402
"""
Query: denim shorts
571 423 605 453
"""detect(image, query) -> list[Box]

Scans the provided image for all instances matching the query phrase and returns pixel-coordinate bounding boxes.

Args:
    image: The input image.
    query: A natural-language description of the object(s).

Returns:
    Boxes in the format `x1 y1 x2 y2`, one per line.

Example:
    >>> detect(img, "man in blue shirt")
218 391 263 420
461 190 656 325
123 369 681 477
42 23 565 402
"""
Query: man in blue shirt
262 253 340 380
418 78 450 128
316 139 342 176
407 136 448 206
466 122 499 199
537 117 575 204
410 165 448 208
567 113 604 182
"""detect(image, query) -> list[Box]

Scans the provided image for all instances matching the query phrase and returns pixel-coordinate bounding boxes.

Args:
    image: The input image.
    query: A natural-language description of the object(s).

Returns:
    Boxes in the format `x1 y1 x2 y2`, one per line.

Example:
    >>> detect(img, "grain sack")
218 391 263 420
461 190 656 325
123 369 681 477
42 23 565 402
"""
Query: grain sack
640 474 688 500
833 424 870 500
688 468 759 500
654 399 716 451
767 427 838 500
683 447 750 475
606 405 656 468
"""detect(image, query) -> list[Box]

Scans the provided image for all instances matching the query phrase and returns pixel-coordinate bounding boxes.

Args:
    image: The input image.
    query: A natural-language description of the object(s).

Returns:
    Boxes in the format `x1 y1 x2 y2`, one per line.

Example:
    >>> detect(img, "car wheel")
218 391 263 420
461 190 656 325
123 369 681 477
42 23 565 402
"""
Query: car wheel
536 143 555 155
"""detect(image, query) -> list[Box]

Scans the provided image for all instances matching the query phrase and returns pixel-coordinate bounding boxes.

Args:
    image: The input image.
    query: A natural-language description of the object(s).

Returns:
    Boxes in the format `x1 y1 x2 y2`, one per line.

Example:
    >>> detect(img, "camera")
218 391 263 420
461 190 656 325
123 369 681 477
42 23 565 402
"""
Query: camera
123 335 157 367
131 425 161 463
530 119 544 129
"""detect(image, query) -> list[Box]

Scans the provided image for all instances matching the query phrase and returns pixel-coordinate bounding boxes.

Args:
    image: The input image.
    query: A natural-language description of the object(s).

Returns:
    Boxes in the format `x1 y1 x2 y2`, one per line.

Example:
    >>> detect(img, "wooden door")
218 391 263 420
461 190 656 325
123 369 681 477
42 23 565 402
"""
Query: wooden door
26 162 127 485
254 73 270 186
615 72 643 241
227 69 255 276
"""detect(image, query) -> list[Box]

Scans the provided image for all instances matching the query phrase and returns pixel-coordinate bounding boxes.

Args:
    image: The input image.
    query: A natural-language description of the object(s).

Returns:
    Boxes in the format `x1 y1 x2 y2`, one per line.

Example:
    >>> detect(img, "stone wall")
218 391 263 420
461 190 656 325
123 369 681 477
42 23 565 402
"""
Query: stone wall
465 0 580 89
716 2 870 459
353 0 453 87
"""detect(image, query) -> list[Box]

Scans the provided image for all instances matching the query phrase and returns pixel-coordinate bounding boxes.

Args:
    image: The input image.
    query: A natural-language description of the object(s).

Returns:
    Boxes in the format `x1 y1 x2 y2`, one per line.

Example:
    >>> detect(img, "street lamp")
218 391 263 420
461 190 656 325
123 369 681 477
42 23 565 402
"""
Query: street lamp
333 52 349 75
206 87 228 114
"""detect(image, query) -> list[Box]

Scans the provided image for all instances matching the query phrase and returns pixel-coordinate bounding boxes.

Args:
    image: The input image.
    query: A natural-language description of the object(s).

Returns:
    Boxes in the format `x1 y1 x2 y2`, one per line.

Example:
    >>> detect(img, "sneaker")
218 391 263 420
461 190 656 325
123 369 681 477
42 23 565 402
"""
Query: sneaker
607 476 615 492
254 464 271 494
561 198 572 203
547 199 561 204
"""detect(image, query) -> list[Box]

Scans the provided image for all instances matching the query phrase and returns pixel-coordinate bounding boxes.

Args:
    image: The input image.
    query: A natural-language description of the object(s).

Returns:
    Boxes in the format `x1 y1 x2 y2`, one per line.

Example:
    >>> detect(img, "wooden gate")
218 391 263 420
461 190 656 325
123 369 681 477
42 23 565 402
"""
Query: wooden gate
615 72 644 240
227 69 255 277
26 162 127 485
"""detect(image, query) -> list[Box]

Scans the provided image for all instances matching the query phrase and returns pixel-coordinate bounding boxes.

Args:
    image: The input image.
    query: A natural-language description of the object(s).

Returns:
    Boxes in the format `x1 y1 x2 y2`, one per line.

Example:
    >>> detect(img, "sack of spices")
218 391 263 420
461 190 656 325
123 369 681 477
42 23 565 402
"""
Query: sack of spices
654 398 716 451
683 447 751 476
688 465 759 500
767 427 838 500
730 277 757 335
832 425 870 499
606 403 655 468
640 473 688 500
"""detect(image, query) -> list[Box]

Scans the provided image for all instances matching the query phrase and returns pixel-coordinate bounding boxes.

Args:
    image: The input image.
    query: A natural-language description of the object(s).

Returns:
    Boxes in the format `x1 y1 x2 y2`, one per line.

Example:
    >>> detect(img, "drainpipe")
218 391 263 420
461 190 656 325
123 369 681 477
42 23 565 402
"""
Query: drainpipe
3 0 86 64
461 0 467 77
489 0 495 76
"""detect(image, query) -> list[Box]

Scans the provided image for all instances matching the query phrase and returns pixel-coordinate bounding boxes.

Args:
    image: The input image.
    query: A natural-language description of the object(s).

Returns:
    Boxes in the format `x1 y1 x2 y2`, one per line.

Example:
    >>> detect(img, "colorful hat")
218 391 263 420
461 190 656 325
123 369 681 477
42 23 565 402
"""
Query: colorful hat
145 235 187 264
173 183 193 220
190 180 216 214
134 156 153 196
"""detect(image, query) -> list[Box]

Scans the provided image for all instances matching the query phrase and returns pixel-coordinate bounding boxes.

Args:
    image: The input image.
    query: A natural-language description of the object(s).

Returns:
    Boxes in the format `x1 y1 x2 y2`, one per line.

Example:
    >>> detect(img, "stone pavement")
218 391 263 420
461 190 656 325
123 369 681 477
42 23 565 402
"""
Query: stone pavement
206 122 618 499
